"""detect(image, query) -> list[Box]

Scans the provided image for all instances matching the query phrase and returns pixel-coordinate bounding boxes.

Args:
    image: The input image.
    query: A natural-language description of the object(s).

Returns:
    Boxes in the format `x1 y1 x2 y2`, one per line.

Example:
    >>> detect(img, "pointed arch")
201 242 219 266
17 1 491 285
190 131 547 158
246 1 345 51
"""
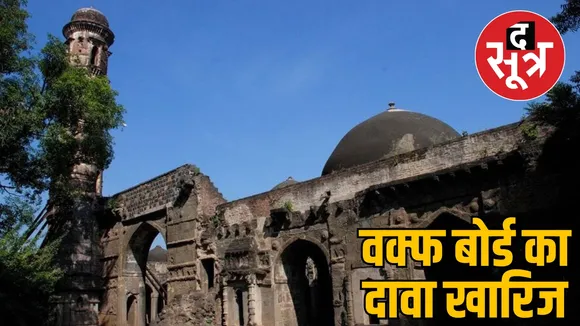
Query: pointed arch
414 207 473 229
275 238 335 326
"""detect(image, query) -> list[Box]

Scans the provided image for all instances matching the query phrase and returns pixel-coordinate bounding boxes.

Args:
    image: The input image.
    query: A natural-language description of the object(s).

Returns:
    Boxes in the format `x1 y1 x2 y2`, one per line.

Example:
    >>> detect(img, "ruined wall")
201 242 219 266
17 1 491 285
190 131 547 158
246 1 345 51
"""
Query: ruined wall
208 122 567 326
98 165 226 326
147 262 168 285
218 123 524 225
103 121 575 326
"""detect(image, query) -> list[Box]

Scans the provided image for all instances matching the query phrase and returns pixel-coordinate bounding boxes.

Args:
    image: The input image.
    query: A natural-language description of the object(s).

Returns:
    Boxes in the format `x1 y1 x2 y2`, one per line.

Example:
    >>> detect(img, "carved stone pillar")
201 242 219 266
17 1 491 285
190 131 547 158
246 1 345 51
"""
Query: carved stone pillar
151 293 159 322
221 277 228 326
139 283 147 326
245 274 257 326
345 273 354 326
330 237 347 326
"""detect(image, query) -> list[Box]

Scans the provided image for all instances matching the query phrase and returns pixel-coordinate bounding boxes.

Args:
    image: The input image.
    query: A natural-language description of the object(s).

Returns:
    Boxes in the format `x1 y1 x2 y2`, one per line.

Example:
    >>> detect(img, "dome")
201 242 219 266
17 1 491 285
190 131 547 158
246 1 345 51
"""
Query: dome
321 103 460 176
70 7 109 28
148 246 167 262
272 177 299 190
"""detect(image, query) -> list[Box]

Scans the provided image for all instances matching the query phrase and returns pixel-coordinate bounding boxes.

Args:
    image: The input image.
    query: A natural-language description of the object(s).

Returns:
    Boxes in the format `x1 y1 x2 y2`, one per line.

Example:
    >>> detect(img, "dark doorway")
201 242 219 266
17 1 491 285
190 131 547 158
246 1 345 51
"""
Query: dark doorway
127 295 137 326
279 239 335 326
235 289 245 326
202 258 215 290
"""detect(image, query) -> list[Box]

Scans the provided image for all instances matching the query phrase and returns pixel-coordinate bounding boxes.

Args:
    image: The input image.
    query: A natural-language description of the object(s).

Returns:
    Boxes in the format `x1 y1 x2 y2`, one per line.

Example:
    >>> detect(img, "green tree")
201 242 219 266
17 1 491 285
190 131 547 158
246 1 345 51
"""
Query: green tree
523 0 580 134
551 0 580 34
0 0 125 324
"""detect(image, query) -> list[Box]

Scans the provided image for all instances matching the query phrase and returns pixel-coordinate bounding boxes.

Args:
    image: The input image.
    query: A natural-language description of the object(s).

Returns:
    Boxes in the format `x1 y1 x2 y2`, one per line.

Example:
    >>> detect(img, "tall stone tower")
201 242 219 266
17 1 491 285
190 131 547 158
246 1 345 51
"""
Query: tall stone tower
62 6 115 194
63 7 114 76
49 7 115 326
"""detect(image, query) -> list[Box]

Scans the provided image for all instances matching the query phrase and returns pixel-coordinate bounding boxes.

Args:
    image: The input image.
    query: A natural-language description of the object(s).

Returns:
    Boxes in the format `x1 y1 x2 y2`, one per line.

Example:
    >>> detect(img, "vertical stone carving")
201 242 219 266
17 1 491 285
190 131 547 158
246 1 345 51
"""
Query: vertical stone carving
331 263 348 326
344 274 354 326
245 274 258 326
221 276 229 326
330 237 346 264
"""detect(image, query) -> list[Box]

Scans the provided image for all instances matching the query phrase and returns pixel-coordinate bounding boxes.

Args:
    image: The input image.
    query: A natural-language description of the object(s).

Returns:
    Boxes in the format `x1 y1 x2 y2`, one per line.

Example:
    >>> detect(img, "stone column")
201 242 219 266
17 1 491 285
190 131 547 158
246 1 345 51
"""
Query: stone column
117 283 126 326
139 283 147 326
222 277 229 326
151 293 159 322
330 238 347 326
345 273 354 326
245 274 258 326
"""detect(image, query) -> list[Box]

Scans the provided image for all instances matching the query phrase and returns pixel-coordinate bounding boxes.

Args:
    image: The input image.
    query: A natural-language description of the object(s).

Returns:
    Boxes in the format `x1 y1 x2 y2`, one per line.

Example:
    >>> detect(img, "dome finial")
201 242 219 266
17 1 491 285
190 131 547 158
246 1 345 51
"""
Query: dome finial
387 102 396 111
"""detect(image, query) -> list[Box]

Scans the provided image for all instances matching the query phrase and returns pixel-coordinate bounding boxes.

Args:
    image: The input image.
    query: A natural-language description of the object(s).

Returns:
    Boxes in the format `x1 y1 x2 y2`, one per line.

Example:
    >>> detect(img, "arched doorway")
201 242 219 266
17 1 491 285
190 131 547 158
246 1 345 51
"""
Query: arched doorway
124 222 168 326
276 239 334 326
127 295 137 326
422 213 497 326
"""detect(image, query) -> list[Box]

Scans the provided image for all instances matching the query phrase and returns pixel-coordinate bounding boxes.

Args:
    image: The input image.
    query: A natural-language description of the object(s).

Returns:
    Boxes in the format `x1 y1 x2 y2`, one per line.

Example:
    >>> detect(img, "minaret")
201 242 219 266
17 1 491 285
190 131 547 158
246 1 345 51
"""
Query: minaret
49 8 115 326
63 7 114 76
63 6 115 195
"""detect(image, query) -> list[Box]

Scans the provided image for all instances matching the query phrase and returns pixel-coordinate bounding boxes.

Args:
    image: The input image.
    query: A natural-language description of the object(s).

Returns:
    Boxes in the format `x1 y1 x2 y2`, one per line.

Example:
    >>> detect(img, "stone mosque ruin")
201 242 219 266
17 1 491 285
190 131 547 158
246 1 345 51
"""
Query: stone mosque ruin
46 7 574 326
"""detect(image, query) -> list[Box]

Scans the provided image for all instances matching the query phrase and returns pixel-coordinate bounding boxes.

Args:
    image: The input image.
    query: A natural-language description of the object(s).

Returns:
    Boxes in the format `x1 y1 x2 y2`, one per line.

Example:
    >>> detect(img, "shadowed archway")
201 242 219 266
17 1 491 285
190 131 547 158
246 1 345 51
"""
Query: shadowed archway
127 294 137 326
123 222 167 326
276 239 335 326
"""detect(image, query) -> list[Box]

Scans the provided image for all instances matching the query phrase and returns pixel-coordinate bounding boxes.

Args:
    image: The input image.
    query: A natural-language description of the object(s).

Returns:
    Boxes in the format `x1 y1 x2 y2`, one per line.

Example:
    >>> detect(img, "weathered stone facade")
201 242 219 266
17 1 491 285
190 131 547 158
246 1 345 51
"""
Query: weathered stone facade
90 122 574 326
50 7 576 326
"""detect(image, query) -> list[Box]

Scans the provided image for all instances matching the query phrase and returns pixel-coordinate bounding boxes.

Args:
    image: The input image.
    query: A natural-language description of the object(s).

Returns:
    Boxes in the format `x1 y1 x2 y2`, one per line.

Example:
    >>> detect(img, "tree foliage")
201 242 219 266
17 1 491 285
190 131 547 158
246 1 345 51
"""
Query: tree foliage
552 0 580 34
0 0 125 324
523 1 580 136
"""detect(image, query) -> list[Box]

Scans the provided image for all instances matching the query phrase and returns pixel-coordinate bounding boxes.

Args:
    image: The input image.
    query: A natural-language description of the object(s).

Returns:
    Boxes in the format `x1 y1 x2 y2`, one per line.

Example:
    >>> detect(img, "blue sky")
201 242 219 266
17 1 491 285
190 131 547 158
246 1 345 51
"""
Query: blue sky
25 0 580 249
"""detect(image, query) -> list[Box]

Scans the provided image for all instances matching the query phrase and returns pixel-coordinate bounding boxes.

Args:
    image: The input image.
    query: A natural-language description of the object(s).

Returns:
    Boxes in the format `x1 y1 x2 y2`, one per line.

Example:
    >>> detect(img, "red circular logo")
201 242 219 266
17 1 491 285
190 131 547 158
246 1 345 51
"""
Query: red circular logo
475 10 566 101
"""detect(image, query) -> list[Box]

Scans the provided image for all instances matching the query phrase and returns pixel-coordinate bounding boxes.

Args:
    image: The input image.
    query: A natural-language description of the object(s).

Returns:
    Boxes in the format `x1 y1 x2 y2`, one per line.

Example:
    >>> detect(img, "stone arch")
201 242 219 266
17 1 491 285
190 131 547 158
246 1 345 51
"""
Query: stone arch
123 222 166 274
121 221 167 326
126 294 138 326
414 207 472 229
124 221 166 249
274 235 330 278
274 237 335 326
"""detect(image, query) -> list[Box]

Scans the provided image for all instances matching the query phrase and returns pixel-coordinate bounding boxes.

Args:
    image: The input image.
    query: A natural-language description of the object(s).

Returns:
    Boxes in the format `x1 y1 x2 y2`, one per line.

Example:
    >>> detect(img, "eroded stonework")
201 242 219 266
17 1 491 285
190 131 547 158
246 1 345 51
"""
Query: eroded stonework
83 122 575 326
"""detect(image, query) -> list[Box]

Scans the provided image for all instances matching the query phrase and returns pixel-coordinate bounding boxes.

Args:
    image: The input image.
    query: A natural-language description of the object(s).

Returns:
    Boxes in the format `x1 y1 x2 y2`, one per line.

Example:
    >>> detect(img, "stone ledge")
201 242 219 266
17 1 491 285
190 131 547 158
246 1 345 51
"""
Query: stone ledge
217 122 537 225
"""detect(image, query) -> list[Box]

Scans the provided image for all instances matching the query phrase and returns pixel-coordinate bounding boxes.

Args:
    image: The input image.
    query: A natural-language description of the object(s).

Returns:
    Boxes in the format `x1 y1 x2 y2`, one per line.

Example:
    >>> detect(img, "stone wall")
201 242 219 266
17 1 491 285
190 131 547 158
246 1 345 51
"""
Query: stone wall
205 122 570 326
147 262 168 285
98 165 226 326
109 165 199 221
217 123 524 225
102 121 577 326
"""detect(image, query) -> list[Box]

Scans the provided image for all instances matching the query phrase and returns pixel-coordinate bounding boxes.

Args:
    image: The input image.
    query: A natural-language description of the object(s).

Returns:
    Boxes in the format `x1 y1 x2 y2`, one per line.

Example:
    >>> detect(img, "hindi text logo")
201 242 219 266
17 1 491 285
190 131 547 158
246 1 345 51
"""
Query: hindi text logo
475 10 565 101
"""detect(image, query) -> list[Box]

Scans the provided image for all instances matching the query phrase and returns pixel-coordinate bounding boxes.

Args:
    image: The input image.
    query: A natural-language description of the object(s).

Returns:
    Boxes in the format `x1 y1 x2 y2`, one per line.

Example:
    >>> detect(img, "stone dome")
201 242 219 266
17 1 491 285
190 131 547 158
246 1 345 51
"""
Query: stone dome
70 7 109 28
148 246 167 262
272 177 299 190
321 103 460 176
